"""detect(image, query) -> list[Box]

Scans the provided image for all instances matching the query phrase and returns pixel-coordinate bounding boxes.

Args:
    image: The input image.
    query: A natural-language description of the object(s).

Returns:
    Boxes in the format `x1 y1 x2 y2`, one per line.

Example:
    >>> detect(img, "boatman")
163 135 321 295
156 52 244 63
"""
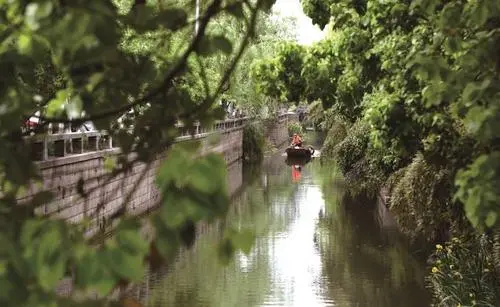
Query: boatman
291 133 303 147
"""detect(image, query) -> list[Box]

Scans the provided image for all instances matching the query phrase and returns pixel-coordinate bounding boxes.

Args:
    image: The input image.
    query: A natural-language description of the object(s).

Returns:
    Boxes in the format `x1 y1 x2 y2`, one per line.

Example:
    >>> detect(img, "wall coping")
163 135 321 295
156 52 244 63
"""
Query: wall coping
35 125 246 170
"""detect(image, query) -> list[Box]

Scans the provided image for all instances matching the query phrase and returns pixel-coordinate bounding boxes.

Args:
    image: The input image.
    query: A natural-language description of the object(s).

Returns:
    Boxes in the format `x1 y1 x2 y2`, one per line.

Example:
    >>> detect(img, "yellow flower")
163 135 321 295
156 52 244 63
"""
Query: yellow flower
436 244 443 250
432 267 439 273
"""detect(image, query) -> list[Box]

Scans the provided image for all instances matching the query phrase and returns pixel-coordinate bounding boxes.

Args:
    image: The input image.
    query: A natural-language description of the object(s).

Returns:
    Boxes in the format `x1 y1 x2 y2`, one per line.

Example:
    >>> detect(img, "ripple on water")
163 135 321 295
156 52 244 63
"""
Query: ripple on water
125 158 430 307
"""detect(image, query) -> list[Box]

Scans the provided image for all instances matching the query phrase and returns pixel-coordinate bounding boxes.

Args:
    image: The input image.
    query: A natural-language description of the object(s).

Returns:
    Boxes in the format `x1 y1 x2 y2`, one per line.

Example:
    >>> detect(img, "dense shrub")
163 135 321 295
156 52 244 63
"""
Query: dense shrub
342 148 390 198
324 121 389 197
389 153 455 243
320 120 347 163
242 123 265 163
332 121 369 174
427 236 500 307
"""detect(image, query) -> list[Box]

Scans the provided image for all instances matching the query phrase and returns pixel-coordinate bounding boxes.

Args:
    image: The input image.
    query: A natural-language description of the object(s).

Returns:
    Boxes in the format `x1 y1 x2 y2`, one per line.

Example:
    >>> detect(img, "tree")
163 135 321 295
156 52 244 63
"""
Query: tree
0 0 277 305
253 0 500 231
252 0 500 304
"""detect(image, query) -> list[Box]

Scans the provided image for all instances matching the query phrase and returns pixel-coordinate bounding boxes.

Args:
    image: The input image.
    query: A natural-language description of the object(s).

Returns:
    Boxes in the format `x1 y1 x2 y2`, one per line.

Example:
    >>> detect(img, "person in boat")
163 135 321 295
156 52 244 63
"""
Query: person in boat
291 133 303 147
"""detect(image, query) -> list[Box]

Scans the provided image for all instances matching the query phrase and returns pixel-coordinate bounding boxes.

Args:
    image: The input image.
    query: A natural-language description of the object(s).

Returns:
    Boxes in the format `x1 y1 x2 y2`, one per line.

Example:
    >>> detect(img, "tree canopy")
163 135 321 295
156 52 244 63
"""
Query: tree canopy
0 0 288 305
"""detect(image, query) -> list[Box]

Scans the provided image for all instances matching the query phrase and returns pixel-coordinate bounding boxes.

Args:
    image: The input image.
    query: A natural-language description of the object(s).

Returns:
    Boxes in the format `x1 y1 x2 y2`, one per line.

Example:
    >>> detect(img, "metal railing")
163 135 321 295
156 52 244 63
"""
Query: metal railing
26 116 254 162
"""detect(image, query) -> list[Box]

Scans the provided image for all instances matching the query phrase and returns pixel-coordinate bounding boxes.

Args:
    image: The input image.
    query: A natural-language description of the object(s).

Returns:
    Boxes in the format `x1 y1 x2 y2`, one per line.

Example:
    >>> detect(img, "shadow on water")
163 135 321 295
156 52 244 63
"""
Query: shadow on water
125 146 430 306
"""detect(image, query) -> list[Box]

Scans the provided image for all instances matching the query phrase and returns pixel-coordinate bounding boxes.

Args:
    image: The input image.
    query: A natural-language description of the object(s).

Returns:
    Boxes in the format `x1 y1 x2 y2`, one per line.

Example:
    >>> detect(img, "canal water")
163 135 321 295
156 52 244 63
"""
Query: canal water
127 153 430 306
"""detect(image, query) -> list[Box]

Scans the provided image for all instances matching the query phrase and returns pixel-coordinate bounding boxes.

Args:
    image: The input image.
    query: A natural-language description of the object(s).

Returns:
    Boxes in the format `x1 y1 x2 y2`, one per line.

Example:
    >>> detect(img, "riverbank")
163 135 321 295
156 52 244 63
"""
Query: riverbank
319 121 500 306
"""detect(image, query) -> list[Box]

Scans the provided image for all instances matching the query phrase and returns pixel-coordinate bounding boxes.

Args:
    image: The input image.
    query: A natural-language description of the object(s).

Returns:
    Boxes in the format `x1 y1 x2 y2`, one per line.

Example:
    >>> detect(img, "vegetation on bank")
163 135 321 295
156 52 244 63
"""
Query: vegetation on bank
242 122 265 163
251 0 500 305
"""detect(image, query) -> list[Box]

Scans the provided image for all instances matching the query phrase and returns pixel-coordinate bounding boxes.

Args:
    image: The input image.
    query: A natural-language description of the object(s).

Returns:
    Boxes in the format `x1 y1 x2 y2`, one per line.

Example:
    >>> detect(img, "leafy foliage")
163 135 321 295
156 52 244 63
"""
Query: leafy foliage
389 153 457 244
253 0 500 230
250 42 306 104
427 236 500 307
0 0 278 305
251 0 500 302
242 122 265 163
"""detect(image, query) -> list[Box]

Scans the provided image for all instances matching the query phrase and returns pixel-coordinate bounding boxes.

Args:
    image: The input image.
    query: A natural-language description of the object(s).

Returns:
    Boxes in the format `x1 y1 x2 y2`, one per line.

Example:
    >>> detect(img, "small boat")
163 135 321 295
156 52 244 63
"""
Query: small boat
285 145 315 159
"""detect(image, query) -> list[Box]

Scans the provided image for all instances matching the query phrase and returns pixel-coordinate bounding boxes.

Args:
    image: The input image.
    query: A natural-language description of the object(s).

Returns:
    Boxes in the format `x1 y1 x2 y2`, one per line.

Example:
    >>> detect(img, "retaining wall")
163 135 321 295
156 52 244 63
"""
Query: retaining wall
19 115 291 236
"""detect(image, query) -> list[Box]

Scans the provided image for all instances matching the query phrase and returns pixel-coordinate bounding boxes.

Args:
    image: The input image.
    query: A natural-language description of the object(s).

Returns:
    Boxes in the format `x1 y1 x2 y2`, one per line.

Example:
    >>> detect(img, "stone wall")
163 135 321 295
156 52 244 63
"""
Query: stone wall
19 116 290 237
263 113 297 148
20 126 245 237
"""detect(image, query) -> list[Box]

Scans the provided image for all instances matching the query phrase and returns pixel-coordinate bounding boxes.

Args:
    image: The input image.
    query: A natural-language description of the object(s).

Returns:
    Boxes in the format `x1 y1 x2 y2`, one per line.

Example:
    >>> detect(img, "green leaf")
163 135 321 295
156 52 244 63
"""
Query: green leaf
93 274 116 297
20 219 45 248
86 73 104 92
439 3 461 29
444 36 461 54
462 79 491 104
103 156 117 172
189 160 219 194
65 95 83 119
38 254 65 291
213 35 233 54
227 3 245 19
0 260 6 276
154 221 180 259
160 202 187 227
485 212 497 227
46 89 70 117
25 1 53 30
130 5 156 31
107 248 144 281
196 35 233 56
116 230 148 255
75 253 99 287
157 8 188 30
469 0 490 27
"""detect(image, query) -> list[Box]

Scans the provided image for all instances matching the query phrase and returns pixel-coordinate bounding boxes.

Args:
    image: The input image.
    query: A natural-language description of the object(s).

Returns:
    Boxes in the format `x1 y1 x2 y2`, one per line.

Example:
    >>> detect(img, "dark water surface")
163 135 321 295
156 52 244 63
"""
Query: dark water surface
128 153 430 306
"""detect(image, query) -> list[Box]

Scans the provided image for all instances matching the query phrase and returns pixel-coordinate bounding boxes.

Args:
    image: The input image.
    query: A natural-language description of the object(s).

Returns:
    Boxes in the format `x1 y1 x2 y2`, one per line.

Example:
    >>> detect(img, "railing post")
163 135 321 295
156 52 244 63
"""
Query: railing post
67 124 73 154
43 137 48 160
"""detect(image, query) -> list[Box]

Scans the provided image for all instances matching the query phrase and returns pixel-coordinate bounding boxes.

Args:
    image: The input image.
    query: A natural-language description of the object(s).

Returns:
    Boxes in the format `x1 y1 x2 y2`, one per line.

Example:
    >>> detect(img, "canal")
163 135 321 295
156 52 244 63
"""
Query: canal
126 152 430 306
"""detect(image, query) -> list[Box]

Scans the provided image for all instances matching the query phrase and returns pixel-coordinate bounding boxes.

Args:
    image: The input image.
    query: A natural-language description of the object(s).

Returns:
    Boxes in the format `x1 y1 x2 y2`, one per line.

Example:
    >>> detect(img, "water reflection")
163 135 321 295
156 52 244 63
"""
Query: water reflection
126 155 430 306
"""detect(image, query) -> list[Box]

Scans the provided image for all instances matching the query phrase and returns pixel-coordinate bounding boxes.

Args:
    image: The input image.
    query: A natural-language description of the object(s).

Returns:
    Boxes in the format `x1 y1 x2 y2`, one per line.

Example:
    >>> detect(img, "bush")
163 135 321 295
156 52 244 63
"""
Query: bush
332 121 369 174
287 122 303 137
324 121 389 198
427 235 500 307
320 120 348 163
242 123 265 163
389 153 456 243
